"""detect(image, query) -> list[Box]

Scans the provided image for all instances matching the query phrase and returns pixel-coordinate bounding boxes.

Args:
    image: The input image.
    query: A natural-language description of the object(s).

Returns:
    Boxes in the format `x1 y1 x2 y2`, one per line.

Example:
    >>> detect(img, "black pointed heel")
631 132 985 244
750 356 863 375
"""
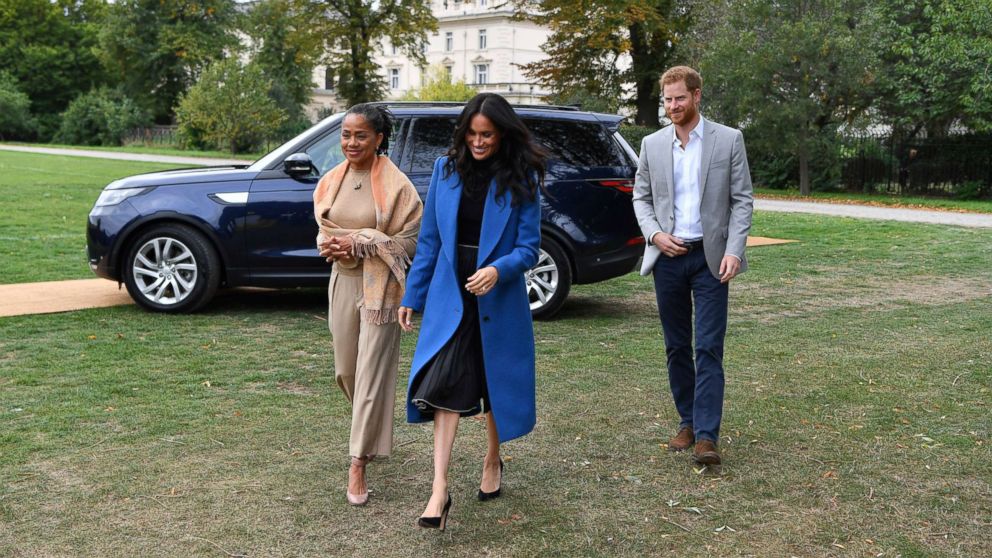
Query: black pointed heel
417 492 452 531
477 458 504 501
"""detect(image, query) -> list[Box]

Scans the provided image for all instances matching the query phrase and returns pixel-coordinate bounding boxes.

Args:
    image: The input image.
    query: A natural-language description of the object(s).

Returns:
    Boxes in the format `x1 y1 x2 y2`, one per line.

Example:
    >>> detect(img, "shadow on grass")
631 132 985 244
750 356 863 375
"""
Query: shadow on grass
194 284 658 322
201 287 327 315
545 294 656 322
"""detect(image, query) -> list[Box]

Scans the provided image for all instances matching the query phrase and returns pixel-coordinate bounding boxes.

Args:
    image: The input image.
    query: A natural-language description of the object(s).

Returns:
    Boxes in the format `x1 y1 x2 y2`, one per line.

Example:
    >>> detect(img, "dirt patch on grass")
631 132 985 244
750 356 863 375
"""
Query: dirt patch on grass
276 381 320 396
736 274 992 323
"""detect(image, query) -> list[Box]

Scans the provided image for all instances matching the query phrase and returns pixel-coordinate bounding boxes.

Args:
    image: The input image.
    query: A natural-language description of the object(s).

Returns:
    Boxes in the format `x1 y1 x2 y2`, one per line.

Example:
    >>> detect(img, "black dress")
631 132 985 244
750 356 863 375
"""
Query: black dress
410 163 493 417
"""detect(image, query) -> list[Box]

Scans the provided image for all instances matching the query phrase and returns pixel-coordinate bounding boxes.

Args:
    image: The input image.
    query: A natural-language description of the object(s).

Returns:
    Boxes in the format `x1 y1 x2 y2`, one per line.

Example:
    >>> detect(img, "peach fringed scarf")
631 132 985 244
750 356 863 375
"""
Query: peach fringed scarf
313 156 423 325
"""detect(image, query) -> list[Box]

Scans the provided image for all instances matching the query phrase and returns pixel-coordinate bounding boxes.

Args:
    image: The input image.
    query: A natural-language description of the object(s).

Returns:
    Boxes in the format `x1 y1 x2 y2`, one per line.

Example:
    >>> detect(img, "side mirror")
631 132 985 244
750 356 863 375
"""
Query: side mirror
284 153 316 177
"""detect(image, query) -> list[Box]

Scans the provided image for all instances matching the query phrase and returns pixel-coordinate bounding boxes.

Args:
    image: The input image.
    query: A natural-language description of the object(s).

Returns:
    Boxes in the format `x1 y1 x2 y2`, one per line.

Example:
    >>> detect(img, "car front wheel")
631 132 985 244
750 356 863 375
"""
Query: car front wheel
528 238 571 320
123 223 221 313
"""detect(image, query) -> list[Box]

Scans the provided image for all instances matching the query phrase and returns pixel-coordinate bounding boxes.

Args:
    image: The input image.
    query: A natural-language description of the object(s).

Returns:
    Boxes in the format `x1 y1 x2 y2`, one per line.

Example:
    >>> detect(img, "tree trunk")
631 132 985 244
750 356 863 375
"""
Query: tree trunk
629 23 660 127
798 126 811 196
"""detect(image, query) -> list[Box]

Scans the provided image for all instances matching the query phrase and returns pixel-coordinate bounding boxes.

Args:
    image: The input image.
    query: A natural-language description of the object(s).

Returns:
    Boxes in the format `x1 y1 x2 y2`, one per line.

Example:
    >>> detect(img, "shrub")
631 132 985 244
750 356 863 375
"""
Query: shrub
401 65 477 102
618 125 659 154
0 72 37 140
55 89 149 146
175 59 286 154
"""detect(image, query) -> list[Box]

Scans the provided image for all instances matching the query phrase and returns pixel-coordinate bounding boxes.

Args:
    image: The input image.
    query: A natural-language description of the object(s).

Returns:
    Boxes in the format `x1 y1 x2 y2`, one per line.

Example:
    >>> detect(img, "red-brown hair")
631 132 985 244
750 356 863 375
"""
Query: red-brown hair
660 66 702 92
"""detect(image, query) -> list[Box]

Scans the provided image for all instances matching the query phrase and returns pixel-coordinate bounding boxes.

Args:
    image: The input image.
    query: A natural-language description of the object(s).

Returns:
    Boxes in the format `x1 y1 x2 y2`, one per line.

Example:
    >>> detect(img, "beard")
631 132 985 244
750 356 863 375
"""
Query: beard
668 103 699 126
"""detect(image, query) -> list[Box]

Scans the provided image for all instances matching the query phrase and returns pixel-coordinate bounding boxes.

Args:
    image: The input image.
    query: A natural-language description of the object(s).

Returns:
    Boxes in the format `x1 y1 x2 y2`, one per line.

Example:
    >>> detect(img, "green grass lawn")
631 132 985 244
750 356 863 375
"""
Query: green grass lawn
3 141 261 162
1 153 991 556
0 151 179 284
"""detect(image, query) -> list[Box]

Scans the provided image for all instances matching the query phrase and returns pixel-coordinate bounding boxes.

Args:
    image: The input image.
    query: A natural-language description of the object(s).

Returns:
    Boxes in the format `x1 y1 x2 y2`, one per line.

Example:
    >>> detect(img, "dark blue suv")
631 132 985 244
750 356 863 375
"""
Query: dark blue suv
87 103 644 318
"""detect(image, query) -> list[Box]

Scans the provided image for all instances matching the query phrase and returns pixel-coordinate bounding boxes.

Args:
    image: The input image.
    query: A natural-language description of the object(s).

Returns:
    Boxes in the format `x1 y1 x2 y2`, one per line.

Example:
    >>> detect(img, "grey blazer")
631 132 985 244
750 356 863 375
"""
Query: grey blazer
632 117 754 277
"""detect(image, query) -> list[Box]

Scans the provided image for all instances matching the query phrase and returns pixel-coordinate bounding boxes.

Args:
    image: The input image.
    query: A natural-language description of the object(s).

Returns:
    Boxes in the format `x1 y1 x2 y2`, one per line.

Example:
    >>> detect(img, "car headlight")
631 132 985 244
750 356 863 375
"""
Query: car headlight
94 187 152 207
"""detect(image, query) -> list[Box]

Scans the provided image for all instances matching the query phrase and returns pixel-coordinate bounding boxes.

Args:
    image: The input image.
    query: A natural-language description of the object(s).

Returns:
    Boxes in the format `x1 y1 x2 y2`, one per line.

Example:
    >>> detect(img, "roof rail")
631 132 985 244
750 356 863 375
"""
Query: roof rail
375 101 582 112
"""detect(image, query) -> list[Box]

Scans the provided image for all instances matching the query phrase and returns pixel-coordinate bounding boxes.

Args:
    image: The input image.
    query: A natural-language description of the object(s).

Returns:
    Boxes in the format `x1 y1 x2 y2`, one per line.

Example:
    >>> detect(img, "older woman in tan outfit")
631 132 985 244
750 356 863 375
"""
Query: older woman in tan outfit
314 104 422 506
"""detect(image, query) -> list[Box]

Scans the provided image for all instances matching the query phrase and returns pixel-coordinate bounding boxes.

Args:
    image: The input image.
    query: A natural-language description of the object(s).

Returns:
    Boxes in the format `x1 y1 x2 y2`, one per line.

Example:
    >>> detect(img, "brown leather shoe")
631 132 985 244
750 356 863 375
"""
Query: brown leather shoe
692 439 721 465
667 427 695 452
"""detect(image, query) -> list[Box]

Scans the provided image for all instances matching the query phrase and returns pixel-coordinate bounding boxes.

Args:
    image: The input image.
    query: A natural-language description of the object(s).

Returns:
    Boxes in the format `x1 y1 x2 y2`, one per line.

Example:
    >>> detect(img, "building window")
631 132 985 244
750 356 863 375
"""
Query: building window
478 29 487 50
480 0 487 6
324 67 335 90
444 65 453 80
445 32 453 52
391 44 398 56
390 68 400 89
474 64 488 85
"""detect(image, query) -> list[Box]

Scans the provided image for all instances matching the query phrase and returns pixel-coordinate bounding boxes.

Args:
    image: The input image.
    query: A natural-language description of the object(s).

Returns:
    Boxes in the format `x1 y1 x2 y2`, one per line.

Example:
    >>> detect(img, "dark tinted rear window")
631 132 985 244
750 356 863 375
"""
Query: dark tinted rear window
525 119 625 168
409 117 456 172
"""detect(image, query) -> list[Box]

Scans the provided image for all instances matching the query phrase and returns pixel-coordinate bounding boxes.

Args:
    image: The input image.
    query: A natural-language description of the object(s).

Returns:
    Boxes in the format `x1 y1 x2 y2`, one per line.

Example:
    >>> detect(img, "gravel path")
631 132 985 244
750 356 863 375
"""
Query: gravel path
755 198 992 228
0 144 253 167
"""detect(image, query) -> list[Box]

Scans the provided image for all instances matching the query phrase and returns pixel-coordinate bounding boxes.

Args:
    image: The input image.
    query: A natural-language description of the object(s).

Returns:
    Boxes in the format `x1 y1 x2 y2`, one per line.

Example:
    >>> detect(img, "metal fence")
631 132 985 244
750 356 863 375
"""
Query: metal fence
841 133 992 199
122 125 178 146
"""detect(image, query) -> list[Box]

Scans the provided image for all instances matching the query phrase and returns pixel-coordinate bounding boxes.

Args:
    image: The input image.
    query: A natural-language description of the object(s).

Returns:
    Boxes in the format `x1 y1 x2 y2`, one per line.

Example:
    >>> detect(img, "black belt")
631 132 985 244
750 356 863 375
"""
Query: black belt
681 239 704 253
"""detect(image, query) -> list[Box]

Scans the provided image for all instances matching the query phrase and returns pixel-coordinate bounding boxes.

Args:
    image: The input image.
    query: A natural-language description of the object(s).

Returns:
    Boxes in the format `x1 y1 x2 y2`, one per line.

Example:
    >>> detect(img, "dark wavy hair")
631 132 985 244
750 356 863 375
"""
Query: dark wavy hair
344 103 393 155
444 93 547 206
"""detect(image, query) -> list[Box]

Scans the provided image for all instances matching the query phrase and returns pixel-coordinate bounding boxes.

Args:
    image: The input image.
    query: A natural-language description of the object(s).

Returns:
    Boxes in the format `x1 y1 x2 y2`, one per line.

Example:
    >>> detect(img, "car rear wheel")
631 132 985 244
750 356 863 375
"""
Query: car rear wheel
528 238 571 320
123 224 221 313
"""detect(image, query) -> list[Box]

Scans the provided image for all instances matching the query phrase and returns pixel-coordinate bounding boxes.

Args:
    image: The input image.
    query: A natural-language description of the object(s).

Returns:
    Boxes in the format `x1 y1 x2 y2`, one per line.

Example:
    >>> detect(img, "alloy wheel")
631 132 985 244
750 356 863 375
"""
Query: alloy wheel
527 248 559 311
131 237 199 306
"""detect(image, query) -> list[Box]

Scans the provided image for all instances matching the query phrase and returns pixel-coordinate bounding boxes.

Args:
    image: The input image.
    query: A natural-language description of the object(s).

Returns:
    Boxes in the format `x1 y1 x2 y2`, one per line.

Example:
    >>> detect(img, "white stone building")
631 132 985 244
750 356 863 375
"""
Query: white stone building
308 0 552 119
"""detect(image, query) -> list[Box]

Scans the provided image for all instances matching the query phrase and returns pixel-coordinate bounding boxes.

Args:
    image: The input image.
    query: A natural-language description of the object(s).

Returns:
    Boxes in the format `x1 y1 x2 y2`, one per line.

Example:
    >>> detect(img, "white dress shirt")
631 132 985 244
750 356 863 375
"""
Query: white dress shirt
671 118 704 241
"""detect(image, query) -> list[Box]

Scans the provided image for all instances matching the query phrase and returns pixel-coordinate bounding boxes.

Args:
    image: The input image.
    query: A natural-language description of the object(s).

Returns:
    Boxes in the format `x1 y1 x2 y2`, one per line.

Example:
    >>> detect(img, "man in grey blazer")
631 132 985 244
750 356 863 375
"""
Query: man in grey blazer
632 66 753 465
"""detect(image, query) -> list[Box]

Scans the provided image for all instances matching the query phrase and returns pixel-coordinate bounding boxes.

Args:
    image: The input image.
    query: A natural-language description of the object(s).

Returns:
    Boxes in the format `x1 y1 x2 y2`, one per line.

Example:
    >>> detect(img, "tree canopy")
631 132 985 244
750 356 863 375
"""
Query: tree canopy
243 0 324 137
97 0 239 123
0 0 106 134
303 0 436 106
513 0 688 126
692 0 880 194
872 0 992 139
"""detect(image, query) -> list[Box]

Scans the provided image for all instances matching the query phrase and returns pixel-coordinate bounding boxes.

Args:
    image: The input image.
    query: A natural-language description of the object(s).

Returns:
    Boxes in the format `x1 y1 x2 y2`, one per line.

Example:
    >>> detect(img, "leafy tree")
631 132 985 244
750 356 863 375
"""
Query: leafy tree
401 65 477 102
872 0 992 140
243 0 323 138
97 0 239 123
54 88 150 146
0 0 106 137
0 71 36 140
512 0 689 126
175 59 286 154
302 0 436 105
694 0 878 194
546 88 621 113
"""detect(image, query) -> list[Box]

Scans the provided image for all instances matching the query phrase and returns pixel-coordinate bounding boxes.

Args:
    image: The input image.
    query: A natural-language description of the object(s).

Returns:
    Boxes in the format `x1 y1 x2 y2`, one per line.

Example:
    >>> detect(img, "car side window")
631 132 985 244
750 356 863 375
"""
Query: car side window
304 119 405 177
409 117 456 172
305 128 344 176
524 119 625 168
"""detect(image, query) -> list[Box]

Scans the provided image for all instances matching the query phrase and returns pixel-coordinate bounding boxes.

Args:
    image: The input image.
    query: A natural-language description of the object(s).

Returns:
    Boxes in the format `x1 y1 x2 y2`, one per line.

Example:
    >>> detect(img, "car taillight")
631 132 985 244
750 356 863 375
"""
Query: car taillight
596 179 634 193
626 236 645 246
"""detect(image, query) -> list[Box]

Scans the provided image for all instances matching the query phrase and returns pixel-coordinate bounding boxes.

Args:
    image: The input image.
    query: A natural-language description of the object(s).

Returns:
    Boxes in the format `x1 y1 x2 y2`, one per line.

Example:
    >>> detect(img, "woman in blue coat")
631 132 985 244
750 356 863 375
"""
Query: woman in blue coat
398 93 546 530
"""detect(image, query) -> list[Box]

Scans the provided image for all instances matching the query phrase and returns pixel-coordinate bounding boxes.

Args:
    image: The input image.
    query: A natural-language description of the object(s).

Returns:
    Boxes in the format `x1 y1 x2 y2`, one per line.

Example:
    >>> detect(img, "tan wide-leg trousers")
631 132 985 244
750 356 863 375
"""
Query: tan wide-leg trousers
328 268 400 458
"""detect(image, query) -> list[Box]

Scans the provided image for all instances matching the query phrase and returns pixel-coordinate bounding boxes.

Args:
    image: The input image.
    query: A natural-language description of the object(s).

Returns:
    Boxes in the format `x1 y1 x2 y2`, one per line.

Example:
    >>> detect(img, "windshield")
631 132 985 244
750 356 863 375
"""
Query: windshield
248 113 344 172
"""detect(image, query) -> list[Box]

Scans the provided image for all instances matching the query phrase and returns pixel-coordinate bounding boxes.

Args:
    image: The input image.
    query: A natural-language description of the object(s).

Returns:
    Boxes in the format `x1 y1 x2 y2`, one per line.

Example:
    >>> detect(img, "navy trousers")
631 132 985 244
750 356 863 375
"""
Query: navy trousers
652 247 729 443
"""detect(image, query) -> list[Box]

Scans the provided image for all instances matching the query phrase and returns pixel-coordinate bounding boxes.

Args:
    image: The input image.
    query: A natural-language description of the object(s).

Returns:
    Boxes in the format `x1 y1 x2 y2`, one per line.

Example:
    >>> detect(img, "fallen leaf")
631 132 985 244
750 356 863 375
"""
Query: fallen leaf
822 470 838 479
87 335 96 340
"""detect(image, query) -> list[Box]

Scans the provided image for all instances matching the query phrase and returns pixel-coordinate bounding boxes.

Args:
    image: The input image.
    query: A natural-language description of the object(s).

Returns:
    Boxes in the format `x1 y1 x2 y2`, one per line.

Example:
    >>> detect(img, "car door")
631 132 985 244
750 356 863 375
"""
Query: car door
244 126 345 286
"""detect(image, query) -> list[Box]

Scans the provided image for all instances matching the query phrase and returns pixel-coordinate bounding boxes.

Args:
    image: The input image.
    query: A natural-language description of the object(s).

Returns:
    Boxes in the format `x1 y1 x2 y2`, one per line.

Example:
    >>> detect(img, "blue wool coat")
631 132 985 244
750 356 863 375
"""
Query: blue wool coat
401 157 541 443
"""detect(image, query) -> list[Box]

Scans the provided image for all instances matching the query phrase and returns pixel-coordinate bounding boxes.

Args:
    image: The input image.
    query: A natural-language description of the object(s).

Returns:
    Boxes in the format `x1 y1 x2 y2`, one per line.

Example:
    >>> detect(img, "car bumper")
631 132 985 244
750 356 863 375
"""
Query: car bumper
87 200 140 281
